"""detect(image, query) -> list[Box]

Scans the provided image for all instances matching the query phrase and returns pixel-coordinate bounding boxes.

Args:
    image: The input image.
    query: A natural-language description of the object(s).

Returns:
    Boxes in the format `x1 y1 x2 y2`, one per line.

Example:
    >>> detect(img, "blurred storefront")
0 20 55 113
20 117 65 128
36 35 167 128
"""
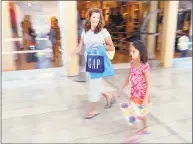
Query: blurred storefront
2 1 61 71
2 1 192 74
2 1 78 76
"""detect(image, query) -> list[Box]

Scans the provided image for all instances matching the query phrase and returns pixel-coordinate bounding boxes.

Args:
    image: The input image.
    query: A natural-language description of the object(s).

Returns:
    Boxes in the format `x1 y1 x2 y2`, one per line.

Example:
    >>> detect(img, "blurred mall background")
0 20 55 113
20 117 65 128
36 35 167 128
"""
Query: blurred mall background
2 1 192 76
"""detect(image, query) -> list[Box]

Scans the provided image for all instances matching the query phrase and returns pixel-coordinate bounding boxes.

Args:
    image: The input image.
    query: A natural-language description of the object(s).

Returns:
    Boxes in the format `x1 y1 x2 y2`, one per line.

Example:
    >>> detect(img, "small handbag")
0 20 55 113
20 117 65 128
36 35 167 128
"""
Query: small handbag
100 31 115 60
106 48 115 60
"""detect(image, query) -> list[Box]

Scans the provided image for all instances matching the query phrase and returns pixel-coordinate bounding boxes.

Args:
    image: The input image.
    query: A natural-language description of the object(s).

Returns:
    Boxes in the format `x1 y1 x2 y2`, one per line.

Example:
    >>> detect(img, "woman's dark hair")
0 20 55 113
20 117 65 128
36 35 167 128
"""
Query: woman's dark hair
132 40 148 64
84 8 105 34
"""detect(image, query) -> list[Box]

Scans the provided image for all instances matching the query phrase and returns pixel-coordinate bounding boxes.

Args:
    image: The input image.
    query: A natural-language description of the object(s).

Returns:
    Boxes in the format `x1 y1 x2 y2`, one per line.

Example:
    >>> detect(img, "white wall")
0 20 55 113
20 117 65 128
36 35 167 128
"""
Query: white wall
2 1 16 71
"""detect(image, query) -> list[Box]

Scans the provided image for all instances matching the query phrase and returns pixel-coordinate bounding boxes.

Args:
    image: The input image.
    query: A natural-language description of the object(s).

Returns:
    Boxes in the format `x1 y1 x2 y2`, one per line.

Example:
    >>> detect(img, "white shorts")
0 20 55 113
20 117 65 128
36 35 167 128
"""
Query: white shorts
88 77 103 102
85 53 104 102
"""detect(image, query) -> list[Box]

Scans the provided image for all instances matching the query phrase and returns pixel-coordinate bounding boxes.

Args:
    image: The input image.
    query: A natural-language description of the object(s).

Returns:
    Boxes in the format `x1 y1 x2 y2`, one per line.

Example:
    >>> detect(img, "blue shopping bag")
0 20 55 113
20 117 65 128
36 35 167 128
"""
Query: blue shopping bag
86 49 105 73
86 45 116 79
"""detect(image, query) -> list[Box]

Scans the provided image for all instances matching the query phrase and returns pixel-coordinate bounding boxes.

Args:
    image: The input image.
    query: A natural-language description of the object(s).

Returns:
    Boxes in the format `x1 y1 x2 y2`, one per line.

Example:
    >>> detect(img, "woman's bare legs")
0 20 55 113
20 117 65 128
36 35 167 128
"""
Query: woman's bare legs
102 92 115 108
91 102 97 113
86 78 101 118
102 92 111 101
85 102 99 119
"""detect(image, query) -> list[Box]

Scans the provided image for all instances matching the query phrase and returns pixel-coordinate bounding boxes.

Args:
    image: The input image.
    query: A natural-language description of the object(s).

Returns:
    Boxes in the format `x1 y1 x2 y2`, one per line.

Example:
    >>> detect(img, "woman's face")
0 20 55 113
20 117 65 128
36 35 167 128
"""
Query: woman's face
130 45 140 60
90 12 100 28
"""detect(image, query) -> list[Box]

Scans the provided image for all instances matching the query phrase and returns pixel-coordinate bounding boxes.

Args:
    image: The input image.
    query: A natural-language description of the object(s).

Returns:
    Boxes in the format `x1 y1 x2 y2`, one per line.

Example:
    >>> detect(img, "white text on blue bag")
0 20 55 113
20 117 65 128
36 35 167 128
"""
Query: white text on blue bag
88 58 101 70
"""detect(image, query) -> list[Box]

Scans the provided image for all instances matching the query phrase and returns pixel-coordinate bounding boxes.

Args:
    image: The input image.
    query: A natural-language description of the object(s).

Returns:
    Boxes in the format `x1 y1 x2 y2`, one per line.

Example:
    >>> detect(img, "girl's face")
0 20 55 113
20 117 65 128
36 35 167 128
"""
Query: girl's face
130 45 140 60
90 12 100 28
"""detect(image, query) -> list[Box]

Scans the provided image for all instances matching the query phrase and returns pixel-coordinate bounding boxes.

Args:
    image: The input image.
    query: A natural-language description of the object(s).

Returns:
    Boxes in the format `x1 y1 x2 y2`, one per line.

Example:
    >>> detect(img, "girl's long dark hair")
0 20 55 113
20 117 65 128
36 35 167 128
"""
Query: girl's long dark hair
132 40 148 64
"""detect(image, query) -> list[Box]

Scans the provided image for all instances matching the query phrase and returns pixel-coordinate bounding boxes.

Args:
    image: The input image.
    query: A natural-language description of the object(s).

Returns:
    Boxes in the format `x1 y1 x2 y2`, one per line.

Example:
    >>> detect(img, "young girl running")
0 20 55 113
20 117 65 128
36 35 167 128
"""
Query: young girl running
115 40 150 133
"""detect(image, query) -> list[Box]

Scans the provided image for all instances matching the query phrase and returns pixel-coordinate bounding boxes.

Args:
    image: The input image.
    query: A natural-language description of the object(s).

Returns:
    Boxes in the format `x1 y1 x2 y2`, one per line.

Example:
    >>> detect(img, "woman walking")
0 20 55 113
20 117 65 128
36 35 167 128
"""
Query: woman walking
72 8 115 119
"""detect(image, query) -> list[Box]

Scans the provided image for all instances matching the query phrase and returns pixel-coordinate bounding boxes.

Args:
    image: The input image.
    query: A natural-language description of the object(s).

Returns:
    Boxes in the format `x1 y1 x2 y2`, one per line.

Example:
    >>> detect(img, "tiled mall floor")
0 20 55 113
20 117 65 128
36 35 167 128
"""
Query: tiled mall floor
2 58 192 143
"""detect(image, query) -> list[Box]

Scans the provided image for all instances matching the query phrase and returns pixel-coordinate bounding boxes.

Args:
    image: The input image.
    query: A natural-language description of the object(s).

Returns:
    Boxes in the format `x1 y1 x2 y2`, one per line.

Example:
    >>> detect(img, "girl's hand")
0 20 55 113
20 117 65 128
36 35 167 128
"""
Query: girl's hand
114 89 123 97
142 95 149 106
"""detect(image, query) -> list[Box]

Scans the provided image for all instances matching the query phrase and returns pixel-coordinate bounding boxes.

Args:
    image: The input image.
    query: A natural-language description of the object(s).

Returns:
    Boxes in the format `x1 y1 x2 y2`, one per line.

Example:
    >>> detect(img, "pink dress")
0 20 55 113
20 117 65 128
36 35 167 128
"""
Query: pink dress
129 61 150 101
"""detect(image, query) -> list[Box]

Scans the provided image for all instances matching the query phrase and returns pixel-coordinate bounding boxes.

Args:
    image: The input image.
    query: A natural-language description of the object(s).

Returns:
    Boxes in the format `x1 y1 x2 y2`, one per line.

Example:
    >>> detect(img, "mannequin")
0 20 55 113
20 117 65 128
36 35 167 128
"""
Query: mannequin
22 15 31 51
49 16 61 66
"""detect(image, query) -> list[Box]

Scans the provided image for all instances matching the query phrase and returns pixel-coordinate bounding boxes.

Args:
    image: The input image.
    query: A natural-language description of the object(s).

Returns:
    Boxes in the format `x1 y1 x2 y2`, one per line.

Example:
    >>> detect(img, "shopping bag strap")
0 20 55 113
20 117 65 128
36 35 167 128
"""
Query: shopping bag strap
88 44 98 49
88 44 99 55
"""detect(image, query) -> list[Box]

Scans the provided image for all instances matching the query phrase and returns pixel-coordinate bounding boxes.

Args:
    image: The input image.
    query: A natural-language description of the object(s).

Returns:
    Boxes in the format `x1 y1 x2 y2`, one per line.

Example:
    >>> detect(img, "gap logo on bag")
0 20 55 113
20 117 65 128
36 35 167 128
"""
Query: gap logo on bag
86 50 105 73
87 58 102 70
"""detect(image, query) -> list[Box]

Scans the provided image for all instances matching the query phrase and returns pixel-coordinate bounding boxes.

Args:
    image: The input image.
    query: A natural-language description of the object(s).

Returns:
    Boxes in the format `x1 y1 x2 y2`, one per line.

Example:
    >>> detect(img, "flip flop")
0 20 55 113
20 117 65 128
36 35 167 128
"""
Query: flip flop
138 130 151 135
105 96 116 109
85 112 99 119
123 135 138 143
135 127 149 135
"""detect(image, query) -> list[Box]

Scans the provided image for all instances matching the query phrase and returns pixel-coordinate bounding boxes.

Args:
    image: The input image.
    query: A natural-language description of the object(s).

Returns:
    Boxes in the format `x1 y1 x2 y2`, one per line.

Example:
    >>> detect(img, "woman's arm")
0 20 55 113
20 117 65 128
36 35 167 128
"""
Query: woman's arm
104 37 115 51
72 37 84 56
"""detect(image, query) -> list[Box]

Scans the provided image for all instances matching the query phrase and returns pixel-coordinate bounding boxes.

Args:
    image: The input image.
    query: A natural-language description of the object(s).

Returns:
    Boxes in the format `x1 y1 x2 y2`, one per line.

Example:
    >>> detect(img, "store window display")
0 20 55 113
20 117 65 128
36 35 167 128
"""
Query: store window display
175 7 192 58
21 16 37 63
177 30 190 57
177 9 191 31
3 1 64 71
21 15 31 51
156 1 192 59
79 10 86 38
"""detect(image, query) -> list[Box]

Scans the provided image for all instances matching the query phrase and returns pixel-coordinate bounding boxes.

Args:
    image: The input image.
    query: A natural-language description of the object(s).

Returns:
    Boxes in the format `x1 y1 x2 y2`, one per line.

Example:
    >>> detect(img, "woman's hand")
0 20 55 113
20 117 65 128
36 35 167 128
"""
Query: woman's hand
72 38 83 57
71 45 81 57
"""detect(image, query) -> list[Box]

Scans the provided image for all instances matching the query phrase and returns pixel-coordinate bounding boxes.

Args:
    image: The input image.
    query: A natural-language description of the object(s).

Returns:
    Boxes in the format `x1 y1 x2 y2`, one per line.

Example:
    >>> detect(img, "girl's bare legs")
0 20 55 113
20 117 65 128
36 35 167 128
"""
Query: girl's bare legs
132 122 138 130
124 118 148 143
142 116 148 130
136 116 148 133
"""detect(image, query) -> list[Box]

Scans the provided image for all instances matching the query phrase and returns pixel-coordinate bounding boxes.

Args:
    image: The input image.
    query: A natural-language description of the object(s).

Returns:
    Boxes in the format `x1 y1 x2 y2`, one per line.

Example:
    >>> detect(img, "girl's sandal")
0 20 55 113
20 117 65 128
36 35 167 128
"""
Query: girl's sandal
123 135 138 143
136 127 150 135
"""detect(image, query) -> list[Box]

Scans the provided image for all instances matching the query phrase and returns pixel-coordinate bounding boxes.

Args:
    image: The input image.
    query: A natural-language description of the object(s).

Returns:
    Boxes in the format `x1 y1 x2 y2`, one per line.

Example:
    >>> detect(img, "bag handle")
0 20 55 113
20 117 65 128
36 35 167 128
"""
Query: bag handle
88 44 98 49
100 30 107 47
88 44 99 55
